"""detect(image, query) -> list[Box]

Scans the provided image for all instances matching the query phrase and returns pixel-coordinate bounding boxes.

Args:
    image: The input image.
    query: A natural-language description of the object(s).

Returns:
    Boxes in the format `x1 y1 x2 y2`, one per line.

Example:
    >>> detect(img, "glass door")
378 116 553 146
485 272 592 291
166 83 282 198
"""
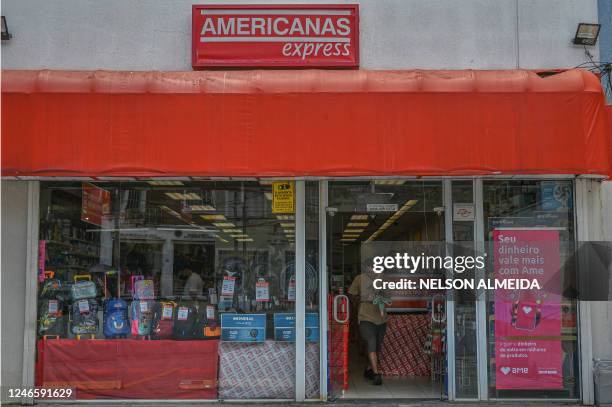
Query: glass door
324 180 447 400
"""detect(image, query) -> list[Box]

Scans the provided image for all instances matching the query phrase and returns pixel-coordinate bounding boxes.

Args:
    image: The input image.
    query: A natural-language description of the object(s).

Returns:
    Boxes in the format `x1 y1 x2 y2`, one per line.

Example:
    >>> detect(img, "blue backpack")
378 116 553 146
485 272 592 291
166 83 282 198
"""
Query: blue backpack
103 298 130 338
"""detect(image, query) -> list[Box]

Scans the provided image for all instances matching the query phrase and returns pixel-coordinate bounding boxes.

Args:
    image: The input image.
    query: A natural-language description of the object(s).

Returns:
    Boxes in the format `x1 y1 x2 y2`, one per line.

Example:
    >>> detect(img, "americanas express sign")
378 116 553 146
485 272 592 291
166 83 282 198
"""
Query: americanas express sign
192 4 359 68
221 313 266 342
274 313 319 342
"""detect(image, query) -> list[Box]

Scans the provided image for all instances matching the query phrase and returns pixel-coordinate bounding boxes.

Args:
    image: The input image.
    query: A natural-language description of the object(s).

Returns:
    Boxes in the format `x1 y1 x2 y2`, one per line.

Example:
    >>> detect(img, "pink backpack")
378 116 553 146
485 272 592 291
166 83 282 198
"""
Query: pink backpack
131 276 155 300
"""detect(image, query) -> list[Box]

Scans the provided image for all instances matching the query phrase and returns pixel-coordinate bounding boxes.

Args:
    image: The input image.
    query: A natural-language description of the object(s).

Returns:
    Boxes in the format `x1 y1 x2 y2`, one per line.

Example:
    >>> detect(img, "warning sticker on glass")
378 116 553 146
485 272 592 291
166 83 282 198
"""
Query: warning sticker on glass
78 300 89 314
256 278 270 302
139 301 149 313
48 299 59 315
162 305 173 319
221 276 236 296
178 307 189 321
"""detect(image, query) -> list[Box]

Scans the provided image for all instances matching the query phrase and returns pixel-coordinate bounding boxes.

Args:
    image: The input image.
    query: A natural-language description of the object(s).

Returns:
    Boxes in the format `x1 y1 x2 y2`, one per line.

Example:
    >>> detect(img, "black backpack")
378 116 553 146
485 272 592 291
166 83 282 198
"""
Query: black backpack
172 300 198 340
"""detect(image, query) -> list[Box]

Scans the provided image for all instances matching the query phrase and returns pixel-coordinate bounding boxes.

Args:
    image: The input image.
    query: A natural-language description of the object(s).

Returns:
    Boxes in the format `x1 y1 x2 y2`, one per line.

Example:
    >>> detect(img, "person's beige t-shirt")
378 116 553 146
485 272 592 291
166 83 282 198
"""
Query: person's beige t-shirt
348 273 388 325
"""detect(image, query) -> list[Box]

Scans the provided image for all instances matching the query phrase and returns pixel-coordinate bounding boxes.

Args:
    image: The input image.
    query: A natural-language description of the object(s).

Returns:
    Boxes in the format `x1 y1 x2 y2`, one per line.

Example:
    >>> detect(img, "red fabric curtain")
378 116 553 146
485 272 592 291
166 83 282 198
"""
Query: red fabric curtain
2 69 609 177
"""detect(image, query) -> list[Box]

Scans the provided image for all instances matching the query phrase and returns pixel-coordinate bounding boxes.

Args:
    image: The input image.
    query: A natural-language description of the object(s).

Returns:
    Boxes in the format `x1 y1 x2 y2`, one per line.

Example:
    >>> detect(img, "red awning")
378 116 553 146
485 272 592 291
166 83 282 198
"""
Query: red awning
1 69 609 177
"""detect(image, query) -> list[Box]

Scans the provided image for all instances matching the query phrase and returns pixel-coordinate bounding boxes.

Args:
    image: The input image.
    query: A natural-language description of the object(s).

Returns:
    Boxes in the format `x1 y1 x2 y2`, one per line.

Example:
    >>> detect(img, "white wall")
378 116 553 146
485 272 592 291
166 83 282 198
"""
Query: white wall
1 181 29 404
0 0 600 71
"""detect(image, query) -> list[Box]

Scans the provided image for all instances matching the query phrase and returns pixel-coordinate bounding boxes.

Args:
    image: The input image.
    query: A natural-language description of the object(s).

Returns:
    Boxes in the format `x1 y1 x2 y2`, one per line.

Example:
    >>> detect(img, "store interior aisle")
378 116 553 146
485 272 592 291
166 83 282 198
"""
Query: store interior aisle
343 349 440 399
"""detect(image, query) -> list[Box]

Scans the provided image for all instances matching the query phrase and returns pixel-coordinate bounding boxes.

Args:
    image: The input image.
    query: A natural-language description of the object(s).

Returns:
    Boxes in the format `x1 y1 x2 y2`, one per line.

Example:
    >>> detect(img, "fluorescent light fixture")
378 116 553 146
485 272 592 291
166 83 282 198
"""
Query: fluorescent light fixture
374 180 406 185
223 229 243 233
347 222 369 227
165 192 201 200
283 229 295 234
201 214 226 221
230 234 249 238
573 23 601 46
343 233 360 237
366 199 418 242
236 238 254 242
280 223 295 228
147 180 184 186
344 228 364 233
351 214 369 220
189 205 215 211
213 222 235 228
277 215 295 220
340 238 356 242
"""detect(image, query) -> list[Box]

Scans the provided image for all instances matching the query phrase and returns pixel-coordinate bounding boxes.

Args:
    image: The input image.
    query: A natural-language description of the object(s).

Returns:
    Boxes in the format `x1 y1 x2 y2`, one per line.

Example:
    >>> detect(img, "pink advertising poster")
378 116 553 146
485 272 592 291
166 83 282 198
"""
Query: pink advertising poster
493 229 563 390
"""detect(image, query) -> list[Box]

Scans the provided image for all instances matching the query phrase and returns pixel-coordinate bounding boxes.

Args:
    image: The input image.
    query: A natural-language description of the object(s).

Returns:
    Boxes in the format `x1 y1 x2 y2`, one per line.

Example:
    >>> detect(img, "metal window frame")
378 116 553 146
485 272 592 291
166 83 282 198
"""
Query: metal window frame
295 180 306 401
318 180 329 400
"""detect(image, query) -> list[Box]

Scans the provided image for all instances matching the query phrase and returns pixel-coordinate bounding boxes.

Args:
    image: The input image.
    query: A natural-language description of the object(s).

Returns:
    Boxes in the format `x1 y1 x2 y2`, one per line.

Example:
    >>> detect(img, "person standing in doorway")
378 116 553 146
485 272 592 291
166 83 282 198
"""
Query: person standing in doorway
348 259 389 386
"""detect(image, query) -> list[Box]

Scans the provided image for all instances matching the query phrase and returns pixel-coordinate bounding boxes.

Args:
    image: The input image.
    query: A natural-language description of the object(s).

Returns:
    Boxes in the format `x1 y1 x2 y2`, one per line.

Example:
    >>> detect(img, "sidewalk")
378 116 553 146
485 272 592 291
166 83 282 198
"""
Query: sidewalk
42 401 582 407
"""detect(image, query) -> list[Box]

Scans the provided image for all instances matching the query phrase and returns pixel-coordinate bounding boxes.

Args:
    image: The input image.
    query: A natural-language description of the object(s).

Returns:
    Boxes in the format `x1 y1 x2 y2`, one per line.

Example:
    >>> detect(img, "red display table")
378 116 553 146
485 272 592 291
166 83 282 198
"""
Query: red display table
36 339 219 399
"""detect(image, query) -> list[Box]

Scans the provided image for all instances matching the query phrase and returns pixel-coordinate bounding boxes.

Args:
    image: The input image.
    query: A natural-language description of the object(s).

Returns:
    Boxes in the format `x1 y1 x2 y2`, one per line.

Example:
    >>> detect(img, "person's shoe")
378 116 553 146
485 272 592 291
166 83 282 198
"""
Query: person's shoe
364 368 375 380
372 373 382 385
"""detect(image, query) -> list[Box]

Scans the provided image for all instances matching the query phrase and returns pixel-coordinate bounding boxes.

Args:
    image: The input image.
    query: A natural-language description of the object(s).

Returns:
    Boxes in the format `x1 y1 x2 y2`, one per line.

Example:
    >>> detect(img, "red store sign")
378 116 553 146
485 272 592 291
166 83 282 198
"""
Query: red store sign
192 4 359 68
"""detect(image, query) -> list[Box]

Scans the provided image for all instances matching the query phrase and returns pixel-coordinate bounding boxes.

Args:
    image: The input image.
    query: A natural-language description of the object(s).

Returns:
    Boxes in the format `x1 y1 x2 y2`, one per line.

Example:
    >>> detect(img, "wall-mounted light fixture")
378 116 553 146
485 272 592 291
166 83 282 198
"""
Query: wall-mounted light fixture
1 16 11 40
573 23 600 46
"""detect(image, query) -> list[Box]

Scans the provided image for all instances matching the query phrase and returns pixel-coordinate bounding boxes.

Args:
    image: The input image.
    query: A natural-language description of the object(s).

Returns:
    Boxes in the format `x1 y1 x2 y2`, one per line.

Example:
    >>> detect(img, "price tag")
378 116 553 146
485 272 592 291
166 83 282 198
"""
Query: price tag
206 305 215 320
177 307 189 321
78 300 90 314
139 301 149 312
48 300 59 315
221 276 236 296
288 276 296 302
208 288 218 305
162 304 173 319
255 278 270 302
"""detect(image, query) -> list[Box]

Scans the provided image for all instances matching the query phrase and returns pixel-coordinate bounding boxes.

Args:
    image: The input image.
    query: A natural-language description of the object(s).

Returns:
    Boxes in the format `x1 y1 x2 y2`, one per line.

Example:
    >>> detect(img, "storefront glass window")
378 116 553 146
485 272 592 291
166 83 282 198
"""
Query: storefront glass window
35 180 300 400
483 180 579 399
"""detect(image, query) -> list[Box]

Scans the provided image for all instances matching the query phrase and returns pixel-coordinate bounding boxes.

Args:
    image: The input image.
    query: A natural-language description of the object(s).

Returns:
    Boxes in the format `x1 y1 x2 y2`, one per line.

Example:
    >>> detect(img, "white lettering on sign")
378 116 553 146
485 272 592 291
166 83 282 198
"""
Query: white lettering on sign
201 15 351 38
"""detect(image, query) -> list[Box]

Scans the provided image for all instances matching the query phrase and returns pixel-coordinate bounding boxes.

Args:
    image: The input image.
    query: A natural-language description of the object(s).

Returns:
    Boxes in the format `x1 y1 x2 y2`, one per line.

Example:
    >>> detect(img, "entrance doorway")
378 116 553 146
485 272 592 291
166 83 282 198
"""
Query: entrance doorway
326 180 447 399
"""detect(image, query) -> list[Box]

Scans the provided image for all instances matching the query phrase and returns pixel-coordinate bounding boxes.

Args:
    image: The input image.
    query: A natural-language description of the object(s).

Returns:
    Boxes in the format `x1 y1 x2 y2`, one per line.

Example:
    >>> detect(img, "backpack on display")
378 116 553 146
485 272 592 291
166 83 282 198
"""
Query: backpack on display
130 300 154 338
194 303 221 340
38 298 66 337
104 298 130 338
151 301 176 340
71 298 99 335
131 276 155 300
102 271 130 338
40 273 68 301
71 275 97 300
172 300 198 340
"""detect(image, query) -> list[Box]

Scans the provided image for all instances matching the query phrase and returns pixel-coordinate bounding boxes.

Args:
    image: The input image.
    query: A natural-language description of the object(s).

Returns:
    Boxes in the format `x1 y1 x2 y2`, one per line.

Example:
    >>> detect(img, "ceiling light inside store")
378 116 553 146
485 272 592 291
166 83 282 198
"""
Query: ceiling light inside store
236 238 254 242
350 214 369 220
366 199 418 242
280 223 295 228
374 180 406 185
202 214 226 221
147 180 184 186
277 215 295 220
223 229 243 233
165 192 201 200
344 228 364 233
230 234 249 238
341 238 356 242
213 222 235 228
283 229 295 234
347 222 368 227
189 205 215 211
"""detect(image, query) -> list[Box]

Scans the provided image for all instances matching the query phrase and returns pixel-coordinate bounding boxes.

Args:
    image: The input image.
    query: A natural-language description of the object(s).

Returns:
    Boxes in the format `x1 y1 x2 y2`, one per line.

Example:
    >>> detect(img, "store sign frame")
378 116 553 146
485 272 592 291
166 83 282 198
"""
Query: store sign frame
192 4 359 68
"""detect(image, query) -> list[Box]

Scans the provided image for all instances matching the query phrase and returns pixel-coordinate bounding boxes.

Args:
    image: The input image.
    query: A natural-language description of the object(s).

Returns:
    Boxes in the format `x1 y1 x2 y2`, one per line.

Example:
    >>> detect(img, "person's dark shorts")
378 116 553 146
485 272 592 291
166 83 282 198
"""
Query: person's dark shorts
359 321 387 353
